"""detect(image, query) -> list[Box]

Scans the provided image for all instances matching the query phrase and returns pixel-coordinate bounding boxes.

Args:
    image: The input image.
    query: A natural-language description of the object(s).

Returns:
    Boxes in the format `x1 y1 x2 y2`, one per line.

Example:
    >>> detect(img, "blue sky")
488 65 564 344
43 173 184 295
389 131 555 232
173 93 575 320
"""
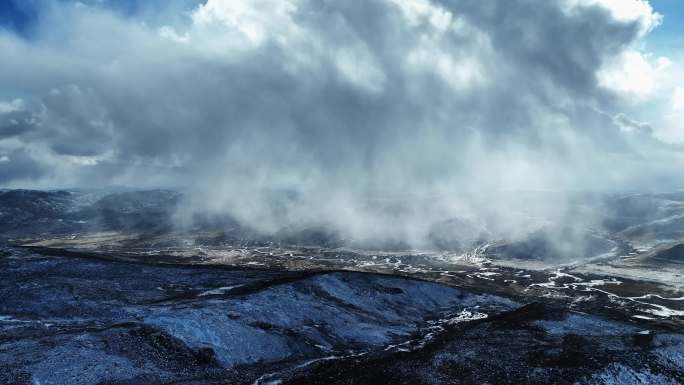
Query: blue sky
0 0 37 35
0 0 206 35
649 0 684 54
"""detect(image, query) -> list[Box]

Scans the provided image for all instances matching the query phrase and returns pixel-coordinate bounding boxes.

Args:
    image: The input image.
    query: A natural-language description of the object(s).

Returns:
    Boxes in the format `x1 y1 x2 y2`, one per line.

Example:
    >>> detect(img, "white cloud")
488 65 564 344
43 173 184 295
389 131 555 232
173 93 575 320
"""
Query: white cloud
654 86 684 145
406 41 488 91
565 0 661 35
658 115 684 145
673 86 684 112
333 44 387 94
0 99 25 114
390 0 453 32
158 25 189 43
598 50 670 101
191 0 301 48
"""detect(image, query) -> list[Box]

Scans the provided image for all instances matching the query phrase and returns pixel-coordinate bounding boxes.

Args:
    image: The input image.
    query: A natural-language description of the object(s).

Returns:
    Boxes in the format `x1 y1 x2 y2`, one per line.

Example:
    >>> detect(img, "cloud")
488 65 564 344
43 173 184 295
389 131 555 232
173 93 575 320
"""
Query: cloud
0 99 25 114
565 0 661 34
656 86 684 144
672 86 684 112
0 98 40 139
612 112 653 135
0 0 681 246
0 148 46 184
597 50 670 100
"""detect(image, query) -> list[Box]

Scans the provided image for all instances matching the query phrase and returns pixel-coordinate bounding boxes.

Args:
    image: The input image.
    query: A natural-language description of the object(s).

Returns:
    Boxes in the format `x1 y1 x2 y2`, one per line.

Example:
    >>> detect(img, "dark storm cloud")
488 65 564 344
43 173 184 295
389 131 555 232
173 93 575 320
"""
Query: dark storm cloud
0 0 679 244
0 148 46 184
0 109 38 139
39 85 115 156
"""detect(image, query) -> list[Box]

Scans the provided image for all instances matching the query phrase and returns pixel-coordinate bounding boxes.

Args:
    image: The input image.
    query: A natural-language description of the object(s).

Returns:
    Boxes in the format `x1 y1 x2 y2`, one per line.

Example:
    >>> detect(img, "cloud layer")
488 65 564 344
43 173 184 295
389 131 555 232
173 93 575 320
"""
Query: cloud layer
0 0 682 246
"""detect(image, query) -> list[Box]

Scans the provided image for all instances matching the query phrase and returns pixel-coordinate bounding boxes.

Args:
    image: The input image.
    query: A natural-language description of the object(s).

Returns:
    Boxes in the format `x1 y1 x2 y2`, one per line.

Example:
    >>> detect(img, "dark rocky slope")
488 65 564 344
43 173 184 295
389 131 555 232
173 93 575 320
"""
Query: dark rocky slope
1 247 682 385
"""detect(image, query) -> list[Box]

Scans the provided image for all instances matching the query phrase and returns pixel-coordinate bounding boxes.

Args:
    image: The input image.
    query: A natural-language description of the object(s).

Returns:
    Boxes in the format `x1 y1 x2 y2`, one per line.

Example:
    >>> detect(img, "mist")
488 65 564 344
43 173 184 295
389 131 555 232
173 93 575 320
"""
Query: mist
1 0 683 251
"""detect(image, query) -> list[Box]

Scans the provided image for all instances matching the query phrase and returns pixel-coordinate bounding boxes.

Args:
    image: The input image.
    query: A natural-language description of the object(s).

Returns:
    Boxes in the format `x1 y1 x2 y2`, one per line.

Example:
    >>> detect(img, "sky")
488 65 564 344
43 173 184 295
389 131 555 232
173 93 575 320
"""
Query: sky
0 0 683 243
648 0 684 53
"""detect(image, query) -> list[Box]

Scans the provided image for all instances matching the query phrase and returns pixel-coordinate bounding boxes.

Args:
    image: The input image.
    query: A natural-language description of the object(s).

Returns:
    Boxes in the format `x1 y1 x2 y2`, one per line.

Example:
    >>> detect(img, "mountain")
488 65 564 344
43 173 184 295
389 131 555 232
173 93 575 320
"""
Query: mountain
0 189 180 239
